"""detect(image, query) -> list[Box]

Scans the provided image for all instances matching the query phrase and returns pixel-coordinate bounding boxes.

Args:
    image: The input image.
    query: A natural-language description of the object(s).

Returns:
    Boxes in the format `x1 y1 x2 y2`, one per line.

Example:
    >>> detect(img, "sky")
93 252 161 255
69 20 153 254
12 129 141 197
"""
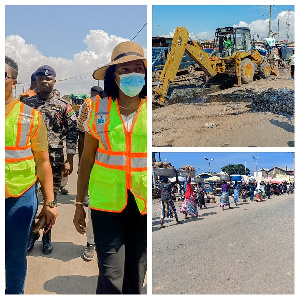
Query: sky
153 5 295 42
154 152 295 175
5 5 147 96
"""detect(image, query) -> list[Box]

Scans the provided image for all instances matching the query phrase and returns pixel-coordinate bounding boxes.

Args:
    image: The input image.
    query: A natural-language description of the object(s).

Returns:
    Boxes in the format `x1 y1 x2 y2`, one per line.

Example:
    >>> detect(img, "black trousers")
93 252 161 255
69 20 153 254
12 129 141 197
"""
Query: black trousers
291 65 295 79
198 194 206 208
48 148 64 198
91 191 147 294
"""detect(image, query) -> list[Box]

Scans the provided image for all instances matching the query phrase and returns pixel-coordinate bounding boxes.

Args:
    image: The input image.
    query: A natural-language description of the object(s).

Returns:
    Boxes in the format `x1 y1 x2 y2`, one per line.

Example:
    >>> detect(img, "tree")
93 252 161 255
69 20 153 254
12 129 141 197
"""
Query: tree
221 164 250 176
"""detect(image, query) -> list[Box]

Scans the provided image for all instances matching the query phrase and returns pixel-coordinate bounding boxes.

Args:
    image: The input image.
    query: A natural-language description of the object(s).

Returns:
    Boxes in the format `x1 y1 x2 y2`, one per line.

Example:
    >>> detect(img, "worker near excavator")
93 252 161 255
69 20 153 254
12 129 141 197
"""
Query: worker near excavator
224 36 233 57
290 49 295 80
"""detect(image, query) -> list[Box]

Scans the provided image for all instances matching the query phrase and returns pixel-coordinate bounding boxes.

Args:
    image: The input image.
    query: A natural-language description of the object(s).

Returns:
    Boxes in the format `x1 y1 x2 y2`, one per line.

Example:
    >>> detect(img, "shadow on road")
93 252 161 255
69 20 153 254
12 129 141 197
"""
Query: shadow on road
176 216 204 224
37 193 76 206
200 211 217 217
27 241 84 262
57 193 77 205
44 275 147 294
44 275 98 294
269 119 294 133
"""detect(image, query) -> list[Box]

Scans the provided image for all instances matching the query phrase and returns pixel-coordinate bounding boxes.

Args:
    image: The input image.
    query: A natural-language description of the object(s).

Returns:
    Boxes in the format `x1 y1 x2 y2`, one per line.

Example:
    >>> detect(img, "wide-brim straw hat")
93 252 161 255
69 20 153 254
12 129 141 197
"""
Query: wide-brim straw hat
93 41 147 80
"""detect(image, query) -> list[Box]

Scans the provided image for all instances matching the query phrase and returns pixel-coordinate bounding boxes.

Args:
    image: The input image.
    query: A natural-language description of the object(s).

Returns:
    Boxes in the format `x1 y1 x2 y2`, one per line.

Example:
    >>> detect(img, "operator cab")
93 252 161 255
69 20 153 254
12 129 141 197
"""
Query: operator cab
213 27 253 58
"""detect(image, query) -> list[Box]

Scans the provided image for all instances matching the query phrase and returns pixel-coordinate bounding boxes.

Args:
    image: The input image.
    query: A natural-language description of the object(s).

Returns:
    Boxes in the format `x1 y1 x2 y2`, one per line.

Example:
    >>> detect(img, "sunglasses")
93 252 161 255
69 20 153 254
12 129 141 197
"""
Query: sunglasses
5 72 12 79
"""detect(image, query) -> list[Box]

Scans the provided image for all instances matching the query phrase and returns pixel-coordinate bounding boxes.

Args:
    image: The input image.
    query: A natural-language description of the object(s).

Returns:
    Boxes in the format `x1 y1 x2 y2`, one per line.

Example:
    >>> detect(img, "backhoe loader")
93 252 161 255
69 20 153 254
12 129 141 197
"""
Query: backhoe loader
155 26 278 102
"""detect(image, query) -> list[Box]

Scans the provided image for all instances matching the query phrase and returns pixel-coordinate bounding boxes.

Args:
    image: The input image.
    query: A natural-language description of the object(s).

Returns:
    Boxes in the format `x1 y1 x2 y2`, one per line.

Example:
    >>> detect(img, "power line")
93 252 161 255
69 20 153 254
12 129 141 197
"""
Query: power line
16 70 95 86
131 23 147 41
56 71 94 82
14 24 147 86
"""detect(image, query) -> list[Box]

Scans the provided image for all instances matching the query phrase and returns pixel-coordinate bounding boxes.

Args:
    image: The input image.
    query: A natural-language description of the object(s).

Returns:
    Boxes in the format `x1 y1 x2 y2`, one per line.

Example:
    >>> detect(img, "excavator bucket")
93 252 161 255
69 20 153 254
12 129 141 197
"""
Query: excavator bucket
155 27 217 102
155 27 189 102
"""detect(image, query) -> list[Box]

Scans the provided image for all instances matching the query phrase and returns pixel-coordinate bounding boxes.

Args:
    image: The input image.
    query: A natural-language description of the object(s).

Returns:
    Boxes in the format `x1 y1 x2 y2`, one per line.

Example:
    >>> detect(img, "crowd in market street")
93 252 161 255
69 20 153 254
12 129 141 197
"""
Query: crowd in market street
154 167 294 229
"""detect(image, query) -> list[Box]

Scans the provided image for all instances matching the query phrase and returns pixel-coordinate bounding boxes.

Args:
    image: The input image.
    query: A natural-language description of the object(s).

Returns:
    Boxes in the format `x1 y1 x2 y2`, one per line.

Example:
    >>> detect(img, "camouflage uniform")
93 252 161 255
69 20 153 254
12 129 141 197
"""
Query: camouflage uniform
22 90 77 198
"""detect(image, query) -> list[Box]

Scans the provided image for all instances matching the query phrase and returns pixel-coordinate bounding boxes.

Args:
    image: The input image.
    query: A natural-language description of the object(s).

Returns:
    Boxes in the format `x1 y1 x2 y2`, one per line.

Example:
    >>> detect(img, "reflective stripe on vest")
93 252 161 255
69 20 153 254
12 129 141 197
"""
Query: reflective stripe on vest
5 100 39 197
95 151 147 170
18 104 35 147
5 148 34 162
86 96 147 214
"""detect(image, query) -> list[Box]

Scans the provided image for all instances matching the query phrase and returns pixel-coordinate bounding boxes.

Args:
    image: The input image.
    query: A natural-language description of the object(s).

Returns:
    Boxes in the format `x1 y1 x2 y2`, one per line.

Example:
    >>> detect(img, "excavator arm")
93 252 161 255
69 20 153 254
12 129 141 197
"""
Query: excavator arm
155 27 217 102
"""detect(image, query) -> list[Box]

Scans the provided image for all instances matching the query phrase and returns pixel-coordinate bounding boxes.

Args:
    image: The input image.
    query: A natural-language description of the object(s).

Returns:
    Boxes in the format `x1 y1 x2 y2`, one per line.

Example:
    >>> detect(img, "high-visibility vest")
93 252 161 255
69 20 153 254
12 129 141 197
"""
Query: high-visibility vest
290 53 295 66
19 89 36 100
5 100 41 197
85 96 147 214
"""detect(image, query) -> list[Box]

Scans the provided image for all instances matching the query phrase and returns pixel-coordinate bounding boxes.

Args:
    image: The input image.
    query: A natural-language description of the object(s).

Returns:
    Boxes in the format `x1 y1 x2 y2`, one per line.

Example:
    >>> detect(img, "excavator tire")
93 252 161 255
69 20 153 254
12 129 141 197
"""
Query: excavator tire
241 58 254 84
258 62 271 78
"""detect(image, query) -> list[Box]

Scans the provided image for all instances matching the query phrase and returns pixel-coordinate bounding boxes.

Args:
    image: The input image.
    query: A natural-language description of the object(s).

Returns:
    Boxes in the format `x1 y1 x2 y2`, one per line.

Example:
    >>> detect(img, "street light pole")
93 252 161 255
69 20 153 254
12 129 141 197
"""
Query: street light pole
252 156 259 177
205 157 214 174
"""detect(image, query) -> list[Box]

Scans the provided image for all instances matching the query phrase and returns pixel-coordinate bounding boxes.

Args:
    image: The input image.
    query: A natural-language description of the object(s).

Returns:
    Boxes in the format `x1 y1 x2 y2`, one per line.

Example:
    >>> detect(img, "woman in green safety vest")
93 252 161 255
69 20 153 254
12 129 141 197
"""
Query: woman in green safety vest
73 41 147 294
5 56 57 294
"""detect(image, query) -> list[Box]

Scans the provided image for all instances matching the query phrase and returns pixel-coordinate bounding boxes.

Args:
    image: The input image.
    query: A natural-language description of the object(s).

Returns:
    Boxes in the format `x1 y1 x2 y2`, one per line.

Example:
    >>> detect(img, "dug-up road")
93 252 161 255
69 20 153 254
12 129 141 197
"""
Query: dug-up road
152 68 294 147
152 193 294 294
24 154 147 294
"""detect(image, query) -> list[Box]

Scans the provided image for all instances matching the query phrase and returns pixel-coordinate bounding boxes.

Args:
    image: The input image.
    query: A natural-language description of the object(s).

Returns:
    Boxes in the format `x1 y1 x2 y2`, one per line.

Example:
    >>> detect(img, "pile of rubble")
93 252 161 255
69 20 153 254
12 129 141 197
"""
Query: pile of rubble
248 88 294 116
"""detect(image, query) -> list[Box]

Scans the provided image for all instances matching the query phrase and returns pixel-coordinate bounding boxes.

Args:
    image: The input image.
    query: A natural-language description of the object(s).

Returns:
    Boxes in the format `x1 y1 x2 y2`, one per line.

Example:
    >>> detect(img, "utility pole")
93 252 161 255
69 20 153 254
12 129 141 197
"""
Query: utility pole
268 5 272 38
286 9 290 42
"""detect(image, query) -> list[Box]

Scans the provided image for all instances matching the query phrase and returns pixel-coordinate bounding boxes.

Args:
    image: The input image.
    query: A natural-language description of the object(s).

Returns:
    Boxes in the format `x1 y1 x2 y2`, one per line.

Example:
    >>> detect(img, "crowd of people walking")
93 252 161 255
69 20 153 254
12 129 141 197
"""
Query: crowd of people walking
158 174 294 227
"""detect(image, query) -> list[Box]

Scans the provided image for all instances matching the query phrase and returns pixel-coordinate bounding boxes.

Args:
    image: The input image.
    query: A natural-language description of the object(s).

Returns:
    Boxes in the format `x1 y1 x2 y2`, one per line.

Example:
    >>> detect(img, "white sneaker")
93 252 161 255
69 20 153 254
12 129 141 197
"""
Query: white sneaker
82 243 95 261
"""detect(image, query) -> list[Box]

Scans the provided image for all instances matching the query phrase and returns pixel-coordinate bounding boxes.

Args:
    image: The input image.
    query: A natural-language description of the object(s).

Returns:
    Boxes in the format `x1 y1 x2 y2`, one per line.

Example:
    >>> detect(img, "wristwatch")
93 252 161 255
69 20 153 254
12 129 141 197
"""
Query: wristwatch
45 200 57 208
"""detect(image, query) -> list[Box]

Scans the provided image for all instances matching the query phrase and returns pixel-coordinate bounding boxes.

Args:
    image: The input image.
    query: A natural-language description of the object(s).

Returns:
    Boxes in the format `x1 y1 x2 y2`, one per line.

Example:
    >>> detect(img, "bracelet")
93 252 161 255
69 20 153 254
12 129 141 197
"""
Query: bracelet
74 202 84 205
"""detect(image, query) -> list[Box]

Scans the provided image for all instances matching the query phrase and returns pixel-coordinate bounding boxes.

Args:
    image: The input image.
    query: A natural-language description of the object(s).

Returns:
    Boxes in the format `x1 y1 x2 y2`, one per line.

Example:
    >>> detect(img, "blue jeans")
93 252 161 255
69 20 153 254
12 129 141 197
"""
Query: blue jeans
5 184 38 294
234 191 239 203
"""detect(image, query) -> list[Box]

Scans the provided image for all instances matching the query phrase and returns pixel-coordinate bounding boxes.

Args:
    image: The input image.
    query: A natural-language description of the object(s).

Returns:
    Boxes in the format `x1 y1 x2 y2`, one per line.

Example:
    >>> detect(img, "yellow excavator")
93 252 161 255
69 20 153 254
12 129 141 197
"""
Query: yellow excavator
155 26 279 102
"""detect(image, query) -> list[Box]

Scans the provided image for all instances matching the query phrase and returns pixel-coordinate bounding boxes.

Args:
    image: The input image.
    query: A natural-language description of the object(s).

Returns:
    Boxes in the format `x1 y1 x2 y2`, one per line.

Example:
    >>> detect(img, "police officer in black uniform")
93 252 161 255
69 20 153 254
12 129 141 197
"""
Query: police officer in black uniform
22 65 77 254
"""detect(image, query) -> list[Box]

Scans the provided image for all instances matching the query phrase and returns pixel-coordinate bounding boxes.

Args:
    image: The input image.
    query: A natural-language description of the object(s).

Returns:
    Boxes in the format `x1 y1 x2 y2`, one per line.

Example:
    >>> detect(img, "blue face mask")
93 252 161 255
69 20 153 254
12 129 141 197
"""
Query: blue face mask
118 72 145 97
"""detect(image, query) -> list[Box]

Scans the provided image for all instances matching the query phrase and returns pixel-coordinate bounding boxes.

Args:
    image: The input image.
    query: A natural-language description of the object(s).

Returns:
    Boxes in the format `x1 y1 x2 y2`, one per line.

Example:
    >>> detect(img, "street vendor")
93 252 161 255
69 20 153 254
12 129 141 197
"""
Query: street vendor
159 177 182 228
220 181 231 210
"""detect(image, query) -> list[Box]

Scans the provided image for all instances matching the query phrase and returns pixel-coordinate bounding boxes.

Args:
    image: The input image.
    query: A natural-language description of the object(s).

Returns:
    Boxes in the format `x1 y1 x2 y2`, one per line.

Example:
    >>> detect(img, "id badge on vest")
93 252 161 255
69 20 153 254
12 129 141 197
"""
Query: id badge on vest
95 111 109 133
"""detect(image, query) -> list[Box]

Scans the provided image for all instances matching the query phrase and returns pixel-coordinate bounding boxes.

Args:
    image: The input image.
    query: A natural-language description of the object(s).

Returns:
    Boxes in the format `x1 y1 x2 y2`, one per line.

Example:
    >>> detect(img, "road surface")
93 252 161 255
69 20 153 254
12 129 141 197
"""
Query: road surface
152 193 294 294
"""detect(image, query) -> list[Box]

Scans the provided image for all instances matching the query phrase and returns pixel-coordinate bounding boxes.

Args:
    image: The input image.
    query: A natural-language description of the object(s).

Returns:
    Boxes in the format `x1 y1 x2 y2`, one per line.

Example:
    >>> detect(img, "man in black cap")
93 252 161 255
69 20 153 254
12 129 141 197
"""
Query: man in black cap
22 65 78 254
90 85 106 98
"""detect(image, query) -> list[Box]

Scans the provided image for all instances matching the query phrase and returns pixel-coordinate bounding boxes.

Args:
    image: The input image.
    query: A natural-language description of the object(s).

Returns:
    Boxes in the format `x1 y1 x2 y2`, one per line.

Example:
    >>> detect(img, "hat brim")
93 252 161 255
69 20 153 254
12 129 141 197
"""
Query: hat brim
93 55 147 80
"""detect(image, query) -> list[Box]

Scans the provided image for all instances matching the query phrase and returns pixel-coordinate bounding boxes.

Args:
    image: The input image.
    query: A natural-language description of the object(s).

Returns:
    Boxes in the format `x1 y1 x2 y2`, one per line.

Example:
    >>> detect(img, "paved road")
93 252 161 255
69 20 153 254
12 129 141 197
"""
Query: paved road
24 154 146 294
25 155 99 294
152 193 294 294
